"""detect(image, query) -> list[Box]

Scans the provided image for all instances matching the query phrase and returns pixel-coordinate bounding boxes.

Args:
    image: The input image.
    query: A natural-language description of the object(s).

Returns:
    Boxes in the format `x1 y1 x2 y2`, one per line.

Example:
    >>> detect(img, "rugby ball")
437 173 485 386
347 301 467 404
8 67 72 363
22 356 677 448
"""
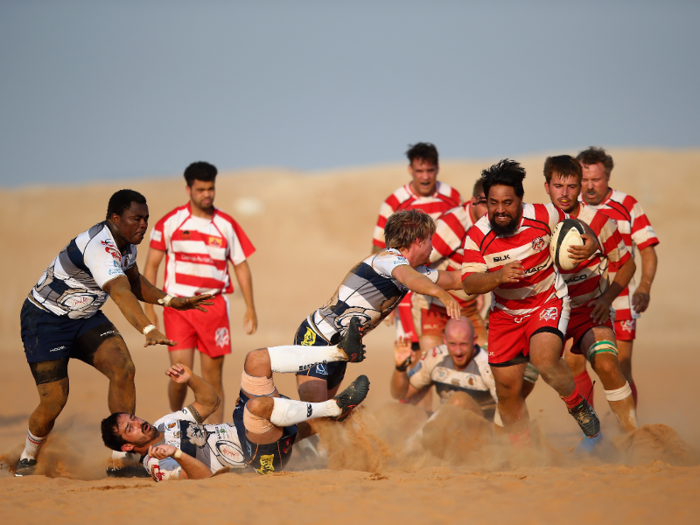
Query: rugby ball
550 219 585 271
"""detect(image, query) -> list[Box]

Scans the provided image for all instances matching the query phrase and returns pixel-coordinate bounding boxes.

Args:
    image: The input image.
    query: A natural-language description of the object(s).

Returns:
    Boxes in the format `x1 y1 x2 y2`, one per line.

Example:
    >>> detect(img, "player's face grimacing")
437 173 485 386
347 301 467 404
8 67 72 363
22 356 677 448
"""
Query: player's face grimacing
472 192 488 222
414 235 434 266
408 158 438 197
187 179 216 211
445 332 475 369
581 162 609 206
545 174 581 214
487 184 522 236
112 202 150 245
117 413 159 449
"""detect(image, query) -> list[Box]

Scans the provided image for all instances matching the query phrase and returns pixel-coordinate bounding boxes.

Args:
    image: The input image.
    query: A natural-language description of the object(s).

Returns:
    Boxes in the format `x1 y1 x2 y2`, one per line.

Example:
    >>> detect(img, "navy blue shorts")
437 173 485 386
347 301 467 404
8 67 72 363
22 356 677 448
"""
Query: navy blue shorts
293 319 346 390
20 299 121 383
232 390 297 475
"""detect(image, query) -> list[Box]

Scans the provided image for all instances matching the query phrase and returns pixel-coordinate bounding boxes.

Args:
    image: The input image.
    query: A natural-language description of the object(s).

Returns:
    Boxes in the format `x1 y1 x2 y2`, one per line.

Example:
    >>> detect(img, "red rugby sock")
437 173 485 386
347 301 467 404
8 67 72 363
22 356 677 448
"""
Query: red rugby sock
630 381 638 407
561 386 584 410
573 371 595 408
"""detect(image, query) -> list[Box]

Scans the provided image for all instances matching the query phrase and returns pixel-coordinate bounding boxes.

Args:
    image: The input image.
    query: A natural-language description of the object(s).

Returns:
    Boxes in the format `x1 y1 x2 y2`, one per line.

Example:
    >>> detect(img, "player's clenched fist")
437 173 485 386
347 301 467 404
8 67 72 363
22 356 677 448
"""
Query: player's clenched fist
497 261 524 284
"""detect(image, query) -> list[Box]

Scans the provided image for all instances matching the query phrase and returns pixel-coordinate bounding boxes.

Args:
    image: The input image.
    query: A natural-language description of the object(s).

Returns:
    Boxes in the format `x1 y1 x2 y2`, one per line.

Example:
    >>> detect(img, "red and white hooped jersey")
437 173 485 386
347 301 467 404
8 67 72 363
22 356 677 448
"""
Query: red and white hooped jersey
561 204 631 310
428 202 479 308
580 188 659 320
372 181 461 248
461 203 568 316
149 203 255 297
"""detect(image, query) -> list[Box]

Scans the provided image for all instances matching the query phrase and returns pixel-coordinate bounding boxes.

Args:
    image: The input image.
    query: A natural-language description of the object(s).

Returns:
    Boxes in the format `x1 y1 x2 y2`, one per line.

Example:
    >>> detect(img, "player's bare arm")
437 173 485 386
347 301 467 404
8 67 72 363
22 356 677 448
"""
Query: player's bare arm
590 256 637 323
102 275 177 347
390 337 415 400
147 443 212 480
125 265 213 313
633 245 658 313
165 363 220 421
568 220 601 262
462 261 525 295
142 247 166 327
392 265 461 320
232 259 258 334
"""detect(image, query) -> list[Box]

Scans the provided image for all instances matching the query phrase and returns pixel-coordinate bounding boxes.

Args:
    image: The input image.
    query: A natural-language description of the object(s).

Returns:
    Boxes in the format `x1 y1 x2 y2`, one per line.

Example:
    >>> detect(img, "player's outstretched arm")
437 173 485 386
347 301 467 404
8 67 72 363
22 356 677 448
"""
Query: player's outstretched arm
103 275 177 348
142 247 165 328
633 245 658 313
392 265 461 319
462 261 524 295
126 265 213 313
166 363 220 422
590 256 637 323
148 444 212 480
232 260 258 334
390 337 414 400
569 220 601 262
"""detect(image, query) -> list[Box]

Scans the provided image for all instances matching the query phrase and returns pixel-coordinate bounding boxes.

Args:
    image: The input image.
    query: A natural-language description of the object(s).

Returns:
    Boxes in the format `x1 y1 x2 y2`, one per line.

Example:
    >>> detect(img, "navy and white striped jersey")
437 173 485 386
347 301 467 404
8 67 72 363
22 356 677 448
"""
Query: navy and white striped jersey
29 222 137 319
309 249 438 342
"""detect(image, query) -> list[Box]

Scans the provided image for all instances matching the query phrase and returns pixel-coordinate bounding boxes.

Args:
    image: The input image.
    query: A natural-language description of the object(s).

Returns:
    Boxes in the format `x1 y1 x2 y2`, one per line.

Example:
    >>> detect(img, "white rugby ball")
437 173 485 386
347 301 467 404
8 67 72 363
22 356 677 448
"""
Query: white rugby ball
550 219 585 271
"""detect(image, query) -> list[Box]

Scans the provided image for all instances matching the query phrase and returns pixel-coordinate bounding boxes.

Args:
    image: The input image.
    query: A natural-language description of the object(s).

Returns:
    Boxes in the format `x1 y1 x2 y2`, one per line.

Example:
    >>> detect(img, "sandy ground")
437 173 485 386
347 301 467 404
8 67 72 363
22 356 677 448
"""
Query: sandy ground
1 149 699 524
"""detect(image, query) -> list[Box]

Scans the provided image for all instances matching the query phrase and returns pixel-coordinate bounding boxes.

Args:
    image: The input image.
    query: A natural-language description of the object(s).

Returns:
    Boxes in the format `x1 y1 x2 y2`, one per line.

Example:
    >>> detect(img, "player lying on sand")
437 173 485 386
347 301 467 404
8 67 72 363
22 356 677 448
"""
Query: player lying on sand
295 209 463 412
101 328 369 480
543 155 638 441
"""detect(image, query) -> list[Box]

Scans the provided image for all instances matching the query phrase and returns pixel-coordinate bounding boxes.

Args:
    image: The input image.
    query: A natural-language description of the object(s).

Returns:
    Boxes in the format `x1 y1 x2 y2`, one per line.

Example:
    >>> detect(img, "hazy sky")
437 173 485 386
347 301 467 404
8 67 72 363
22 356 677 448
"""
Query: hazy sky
1 1 699 187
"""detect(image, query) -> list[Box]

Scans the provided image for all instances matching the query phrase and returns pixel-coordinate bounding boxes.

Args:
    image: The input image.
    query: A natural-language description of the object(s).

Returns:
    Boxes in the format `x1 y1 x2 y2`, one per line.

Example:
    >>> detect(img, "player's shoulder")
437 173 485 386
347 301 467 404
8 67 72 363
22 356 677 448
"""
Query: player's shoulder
468 215 491 240
212 207 240 226
435 181 462 202
156 203 190 226
610 188 641 211
578 203 611 230
422 344 449 366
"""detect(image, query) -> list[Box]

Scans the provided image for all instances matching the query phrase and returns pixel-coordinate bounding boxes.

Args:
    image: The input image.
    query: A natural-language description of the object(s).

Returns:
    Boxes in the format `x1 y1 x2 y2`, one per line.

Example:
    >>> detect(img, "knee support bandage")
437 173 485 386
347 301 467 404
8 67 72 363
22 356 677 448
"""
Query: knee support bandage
243 405 275 434
587 340 618 360
241 370 276 397
605 382 633 402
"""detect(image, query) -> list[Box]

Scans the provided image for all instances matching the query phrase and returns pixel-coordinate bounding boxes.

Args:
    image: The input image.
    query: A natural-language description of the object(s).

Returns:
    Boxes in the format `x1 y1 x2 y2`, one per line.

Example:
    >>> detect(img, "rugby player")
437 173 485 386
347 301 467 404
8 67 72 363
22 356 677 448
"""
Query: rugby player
16 190 212 477
461 160 601 446
575 147 659 406
371 143 462 353
296 209 462 412
544 155 638 436
101 331 369 480
144 161 257 424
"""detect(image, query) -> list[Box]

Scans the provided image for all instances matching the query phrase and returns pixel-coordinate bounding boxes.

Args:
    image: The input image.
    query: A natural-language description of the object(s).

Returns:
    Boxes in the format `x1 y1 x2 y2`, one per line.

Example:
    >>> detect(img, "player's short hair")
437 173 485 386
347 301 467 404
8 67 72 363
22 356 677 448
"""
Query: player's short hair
384 209 436 250
472 178 484 198
184 161 218 187
576 146 614 176
543 155 582 183
481 159 526 199
406 142 439 166
106 190 147 220
101 412 129 451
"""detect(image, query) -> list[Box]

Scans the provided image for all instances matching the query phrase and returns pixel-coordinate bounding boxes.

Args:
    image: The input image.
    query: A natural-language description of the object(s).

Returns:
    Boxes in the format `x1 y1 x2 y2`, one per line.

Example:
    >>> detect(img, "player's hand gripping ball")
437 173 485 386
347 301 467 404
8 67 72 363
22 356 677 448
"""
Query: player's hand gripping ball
550 219 585 271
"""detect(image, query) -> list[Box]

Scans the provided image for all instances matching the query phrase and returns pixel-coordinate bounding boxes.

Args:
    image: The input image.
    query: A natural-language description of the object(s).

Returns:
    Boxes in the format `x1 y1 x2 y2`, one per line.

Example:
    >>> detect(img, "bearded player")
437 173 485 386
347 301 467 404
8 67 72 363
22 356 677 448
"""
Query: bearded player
543 155 638 441
575 147 659 407
461 160 601 446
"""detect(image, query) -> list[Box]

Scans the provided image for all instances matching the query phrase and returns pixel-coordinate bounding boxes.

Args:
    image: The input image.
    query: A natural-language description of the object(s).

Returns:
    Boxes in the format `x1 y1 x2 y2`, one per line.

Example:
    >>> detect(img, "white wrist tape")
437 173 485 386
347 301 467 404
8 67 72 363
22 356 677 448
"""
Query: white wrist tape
143 324 157 335
173 448 182 459
158 295 173 306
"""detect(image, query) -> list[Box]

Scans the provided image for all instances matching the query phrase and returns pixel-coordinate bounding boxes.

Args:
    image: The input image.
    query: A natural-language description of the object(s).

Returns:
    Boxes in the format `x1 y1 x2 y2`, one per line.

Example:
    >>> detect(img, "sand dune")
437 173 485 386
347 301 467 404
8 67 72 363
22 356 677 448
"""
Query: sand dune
1 149 699 524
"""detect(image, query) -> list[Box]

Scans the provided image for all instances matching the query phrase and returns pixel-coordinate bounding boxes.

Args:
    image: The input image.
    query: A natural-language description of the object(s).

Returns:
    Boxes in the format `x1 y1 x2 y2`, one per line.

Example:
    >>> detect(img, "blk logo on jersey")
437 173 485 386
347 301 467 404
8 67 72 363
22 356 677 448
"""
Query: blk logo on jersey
215 327 230 348
539 307 558 321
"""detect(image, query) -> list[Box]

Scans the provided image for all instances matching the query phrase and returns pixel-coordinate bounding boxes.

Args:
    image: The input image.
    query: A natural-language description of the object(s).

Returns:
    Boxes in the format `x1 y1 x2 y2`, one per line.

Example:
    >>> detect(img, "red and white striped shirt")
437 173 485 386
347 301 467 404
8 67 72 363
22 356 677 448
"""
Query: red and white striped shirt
561 204 631 310
149 203 255 297
372 181 461 248
429 202 479 308
461 203 567 316
580 189 659 320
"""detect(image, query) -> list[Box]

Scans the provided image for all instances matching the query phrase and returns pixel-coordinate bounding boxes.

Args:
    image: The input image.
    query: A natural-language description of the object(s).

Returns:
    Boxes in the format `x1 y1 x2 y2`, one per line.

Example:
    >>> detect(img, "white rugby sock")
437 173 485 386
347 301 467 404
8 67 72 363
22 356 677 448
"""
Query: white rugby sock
20 429 46 460
269 397 340 426
267 345 345 374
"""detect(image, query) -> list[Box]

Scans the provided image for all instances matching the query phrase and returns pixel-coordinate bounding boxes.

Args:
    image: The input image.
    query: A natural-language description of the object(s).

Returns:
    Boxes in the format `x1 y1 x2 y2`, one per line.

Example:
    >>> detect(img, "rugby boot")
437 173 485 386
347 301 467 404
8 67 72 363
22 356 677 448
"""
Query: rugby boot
568 398 600 438
14 458 37 477
331 374 370 421
337 317 366 363
577 432 604 454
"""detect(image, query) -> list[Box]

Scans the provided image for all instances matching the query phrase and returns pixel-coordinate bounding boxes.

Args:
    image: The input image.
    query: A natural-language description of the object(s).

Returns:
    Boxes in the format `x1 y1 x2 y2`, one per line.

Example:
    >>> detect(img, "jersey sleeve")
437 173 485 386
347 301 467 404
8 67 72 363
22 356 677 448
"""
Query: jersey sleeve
598 215 631 271
629 198 660 251
414 265 439 283
149 216 167 251
83 237 126 289
545 203 568 230
430 210 465 264
372 199 397 249
461 229 487 281
227 219 256 266
407 349 440 390
142 455 182 482
372 250 411 278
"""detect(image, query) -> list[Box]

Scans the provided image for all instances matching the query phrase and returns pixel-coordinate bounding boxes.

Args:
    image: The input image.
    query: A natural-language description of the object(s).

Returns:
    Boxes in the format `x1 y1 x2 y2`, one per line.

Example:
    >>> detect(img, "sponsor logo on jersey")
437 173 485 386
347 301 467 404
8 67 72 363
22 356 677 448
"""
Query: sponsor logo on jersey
301 327 316 346
524 264 546 277
619 320 636 332
49 345 67 353
565 274 587 283
306 404 312 417
101 240 121 261
215 327 230 348
215 441 245 467
532 237 545 252
207 236 224 248
100 330 115 337
539 307 558 321
493 254 510 263
315 364 328 376
60 293 97 311
256 454 275 475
